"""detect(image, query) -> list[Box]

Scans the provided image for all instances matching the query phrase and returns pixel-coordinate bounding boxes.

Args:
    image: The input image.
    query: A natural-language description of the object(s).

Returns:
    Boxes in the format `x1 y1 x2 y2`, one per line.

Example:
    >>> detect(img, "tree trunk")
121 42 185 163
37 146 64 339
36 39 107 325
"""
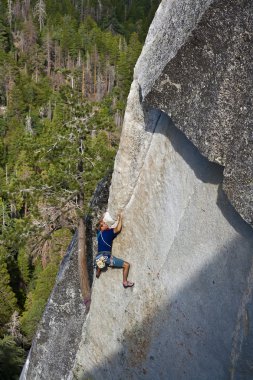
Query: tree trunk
5 164 8 185
78 194 91 310
35 66 38 83
82 63 85 98
93 46 97 98
47 100 52 120
77 50 81 67
24 201 28 217
47 32 51 77
81 0 84 21
86 52 91 96
2 202 5 228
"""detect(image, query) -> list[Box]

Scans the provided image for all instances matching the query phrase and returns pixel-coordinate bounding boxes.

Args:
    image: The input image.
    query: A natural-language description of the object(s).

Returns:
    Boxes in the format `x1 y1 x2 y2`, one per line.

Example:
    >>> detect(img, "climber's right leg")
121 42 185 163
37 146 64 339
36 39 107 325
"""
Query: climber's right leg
122 262 134 288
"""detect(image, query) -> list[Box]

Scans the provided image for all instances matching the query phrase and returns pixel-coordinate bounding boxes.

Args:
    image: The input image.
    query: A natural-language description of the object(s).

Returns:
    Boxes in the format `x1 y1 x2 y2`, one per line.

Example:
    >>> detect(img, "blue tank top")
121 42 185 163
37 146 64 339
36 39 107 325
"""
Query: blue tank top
97 229 118 253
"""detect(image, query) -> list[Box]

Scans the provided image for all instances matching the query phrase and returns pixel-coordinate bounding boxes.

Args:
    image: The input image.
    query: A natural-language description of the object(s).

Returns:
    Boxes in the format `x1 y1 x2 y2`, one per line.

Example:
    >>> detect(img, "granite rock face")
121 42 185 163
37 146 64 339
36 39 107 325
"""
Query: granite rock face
72 82 253 380
136 0 253 226
22 1 253 379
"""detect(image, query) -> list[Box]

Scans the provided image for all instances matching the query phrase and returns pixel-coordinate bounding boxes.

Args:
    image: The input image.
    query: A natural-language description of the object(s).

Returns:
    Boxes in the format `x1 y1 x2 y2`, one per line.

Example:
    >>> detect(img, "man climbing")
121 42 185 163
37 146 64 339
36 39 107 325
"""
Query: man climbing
95 214 134 288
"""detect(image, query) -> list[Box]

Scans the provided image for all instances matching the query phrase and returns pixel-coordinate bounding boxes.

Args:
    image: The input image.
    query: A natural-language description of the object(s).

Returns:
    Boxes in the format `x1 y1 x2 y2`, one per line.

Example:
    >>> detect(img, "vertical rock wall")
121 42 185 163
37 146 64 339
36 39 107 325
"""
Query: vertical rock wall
71 1 253 378
71 81 253 379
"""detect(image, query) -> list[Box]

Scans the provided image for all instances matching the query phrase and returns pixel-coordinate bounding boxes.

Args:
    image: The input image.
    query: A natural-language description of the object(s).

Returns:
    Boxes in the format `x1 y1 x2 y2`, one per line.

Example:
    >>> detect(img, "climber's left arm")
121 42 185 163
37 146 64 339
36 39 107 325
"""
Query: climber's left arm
113 214 122 234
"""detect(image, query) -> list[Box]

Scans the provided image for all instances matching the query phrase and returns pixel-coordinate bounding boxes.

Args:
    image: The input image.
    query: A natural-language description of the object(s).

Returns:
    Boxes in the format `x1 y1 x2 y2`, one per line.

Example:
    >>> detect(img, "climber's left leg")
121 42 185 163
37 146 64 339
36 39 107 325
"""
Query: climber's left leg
110 257 134 288
96 267 101 278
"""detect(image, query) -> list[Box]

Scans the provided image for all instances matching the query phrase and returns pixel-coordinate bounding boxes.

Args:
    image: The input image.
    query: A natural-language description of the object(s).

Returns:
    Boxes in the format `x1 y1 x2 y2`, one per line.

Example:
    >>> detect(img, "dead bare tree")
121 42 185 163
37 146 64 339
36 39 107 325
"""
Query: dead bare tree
7 0 13 29
33 0 46 32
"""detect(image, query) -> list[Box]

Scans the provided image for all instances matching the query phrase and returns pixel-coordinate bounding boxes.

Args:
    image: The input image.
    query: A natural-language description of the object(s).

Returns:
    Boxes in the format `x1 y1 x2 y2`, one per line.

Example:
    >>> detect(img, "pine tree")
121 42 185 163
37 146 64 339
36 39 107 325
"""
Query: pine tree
0 248 18 335
7 0 13 30
0 20 9 52
0 335 25 379
17 247 31 287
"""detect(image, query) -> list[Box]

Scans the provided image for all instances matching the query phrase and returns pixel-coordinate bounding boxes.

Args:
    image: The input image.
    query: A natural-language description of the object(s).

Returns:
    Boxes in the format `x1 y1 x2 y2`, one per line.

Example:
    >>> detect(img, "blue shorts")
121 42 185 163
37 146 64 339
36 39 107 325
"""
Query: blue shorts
96 252 124 268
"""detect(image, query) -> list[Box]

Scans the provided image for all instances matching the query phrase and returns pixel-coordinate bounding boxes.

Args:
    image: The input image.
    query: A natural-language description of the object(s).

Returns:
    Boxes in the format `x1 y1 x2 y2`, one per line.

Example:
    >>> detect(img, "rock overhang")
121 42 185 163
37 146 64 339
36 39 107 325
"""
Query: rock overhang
135 0 253 226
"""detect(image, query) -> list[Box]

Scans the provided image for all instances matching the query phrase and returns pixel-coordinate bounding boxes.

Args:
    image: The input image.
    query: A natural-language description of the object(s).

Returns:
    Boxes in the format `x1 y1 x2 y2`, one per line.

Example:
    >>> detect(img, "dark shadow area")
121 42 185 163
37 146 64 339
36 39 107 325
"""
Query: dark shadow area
79 233 253 380
144 107 252 235
217 185 253 239
144 107 224 185
6 254 27 309
85 171 112 288
85 214 94 287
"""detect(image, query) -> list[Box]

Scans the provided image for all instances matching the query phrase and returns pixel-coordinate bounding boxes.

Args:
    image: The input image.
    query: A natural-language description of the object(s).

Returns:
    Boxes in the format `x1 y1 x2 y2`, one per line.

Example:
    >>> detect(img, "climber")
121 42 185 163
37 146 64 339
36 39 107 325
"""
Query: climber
95 214 134 288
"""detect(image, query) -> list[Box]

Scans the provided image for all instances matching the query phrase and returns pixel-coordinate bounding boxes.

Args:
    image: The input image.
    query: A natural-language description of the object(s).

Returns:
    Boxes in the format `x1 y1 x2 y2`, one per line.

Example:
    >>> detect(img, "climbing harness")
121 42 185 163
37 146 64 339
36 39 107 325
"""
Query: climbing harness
96 254 107 269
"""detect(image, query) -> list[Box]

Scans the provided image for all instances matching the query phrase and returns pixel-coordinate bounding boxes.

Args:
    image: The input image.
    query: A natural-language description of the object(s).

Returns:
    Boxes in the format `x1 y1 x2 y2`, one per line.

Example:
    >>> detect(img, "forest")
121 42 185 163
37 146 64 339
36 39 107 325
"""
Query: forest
0 0 160 378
